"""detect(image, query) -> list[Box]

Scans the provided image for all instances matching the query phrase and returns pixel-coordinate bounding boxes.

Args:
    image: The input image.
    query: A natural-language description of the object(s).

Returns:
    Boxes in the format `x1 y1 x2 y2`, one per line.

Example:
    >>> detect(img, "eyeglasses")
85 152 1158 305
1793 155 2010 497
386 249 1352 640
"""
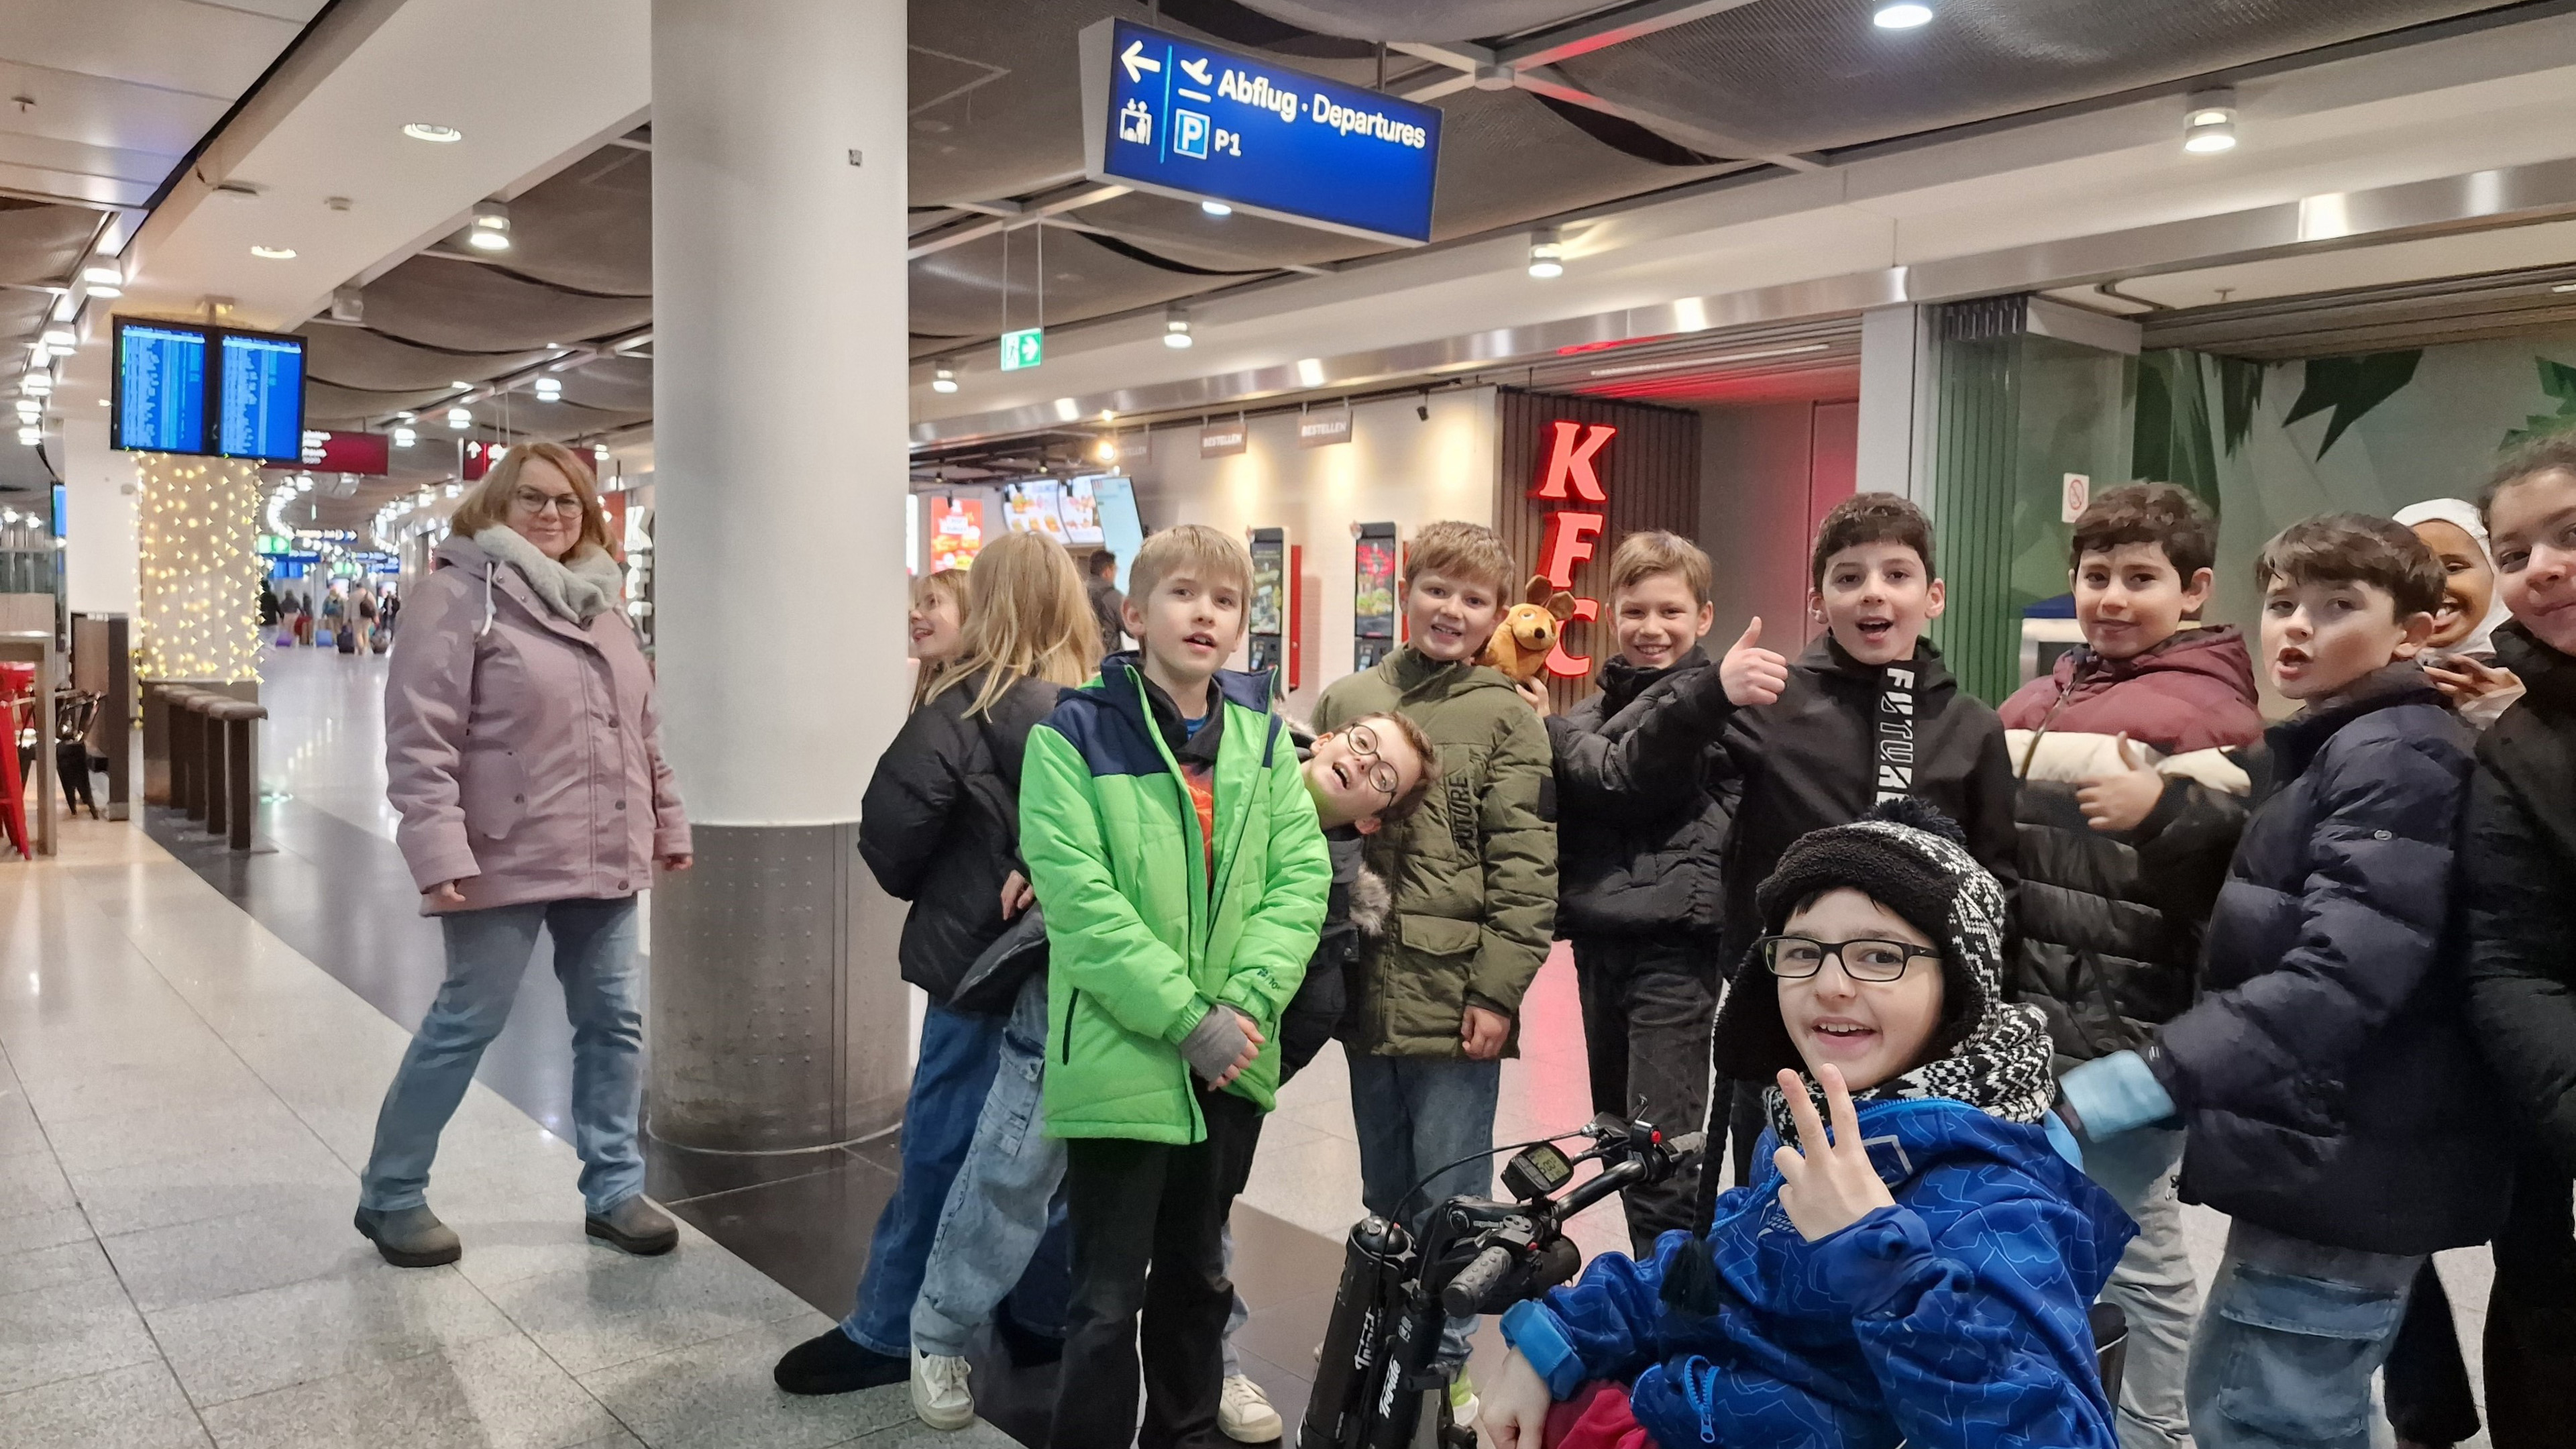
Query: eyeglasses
509 488 584 517
1757 935 1941 982
1342 722 1404 800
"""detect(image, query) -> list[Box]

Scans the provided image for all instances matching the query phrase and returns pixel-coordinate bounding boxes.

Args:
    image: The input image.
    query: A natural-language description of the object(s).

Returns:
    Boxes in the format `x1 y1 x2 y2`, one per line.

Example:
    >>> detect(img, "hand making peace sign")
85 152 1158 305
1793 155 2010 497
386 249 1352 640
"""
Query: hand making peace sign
1772 1065 1897 1242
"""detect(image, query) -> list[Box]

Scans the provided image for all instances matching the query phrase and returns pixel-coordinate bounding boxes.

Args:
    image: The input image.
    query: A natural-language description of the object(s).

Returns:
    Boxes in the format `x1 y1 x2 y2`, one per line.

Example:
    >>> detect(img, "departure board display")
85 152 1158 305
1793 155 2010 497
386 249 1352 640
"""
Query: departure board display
114 320 210 454
217 330 305 462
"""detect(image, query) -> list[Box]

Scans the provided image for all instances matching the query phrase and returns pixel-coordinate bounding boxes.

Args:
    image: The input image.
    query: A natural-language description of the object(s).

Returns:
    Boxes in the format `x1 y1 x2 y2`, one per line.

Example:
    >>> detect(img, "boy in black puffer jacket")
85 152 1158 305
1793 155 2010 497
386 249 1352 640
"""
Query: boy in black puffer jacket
2454 439 2576 1447
2059 515 2510 1449
1527 532 1736 1252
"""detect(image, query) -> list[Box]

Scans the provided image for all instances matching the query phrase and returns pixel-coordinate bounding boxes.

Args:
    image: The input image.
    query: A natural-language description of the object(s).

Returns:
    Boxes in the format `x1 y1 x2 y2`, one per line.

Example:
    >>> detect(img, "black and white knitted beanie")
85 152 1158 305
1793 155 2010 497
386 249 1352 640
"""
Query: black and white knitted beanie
1709 798 2055 1132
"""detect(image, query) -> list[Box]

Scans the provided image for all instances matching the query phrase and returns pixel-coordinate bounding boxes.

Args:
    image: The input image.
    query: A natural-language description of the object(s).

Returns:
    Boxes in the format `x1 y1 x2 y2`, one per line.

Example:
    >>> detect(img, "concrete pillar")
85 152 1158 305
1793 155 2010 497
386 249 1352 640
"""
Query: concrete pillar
1856 305 1933 506
647 0 912 1157
60 416 137 617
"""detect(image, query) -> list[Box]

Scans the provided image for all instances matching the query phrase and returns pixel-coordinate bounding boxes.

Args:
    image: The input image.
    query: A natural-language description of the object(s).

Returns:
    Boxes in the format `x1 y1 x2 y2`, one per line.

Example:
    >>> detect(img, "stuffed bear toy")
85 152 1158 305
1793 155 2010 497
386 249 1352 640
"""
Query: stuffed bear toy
1477 575 1578 683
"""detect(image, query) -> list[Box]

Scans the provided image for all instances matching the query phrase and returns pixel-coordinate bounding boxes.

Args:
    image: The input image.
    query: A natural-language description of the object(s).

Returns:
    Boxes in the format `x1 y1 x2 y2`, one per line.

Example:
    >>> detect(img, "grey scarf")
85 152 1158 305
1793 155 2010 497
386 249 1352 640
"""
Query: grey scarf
473 527 623 627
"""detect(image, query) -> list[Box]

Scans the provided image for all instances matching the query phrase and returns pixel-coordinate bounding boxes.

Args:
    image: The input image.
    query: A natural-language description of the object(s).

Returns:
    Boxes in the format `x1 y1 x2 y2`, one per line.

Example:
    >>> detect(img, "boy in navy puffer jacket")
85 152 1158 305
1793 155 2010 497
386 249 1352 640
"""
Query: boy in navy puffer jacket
2059 515 2512 1449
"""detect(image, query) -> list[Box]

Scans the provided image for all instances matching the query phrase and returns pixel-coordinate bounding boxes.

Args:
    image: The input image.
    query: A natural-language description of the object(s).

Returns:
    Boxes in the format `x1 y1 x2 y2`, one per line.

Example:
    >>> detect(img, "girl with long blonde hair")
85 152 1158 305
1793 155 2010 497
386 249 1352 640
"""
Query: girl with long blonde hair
775 529 1095 1393
908 568 972 712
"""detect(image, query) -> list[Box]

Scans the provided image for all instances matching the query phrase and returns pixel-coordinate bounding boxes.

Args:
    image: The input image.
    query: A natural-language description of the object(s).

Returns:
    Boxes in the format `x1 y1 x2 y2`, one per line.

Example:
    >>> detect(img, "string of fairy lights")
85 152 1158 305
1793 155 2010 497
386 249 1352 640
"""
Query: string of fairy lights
136 452 263 684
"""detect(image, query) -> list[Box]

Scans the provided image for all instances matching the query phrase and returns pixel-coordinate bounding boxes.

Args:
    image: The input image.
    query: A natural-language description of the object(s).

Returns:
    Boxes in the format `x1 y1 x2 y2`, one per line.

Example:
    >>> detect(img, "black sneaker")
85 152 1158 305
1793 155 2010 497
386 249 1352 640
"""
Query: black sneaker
775 1327 908 1395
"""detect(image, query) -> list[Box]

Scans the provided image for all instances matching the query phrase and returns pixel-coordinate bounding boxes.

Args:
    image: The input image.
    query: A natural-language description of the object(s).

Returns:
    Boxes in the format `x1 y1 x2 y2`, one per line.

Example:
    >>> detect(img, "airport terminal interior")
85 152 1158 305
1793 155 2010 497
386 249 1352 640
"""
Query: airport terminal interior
19 1 2576 1446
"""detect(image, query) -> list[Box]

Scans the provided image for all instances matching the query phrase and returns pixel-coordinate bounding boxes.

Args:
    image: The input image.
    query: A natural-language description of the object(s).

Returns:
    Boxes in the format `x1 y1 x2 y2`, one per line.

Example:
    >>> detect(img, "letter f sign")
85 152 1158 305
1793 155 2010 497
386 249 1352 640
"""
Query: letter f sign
1532 421 1615 502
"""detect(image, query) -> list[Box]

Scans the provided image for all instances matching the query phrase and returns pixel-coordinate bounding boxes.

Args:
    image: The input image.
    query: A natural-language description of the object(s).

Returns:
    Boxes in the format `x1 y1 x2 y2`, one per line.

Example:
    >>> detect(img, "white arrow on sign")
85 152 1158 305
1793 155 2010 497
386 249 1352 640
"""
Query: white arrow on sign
1121 40 1161 83
1180 56 1212 85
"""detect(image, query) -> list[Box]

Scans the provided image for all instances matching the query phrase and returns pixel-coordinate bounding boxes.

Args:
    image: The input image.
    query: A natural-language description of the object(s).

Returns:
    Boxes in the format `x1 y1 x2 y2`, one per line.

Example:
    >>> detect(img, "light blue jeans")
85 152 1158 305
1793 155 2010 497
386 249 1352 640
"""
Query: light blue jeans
361 896 643 1217
841 998 1010 1354
910 973 1073 1356
2080 1127 2197 1449
2186 1219 2422 1449
1348 1052 1502 1371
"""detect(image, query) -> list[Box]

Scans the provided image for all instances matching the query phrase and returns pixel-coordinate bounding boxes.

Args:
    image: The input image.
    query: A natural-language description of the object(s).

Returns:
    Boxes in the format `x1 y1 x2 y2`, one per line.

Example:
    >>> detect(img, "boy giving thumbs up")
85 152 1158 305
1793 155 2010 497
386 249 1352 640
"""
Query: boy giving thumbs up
1583 494 2021 1205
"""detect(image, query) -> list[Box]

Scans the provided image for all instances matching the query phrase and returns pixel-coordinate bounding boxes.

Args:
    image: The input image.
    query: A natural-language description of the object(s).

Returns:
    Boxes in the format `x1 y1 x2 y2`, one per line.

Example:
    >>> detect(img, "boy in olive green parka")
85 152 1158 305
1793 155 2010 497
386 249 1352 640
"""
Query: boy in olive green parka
1312 520 1558 1385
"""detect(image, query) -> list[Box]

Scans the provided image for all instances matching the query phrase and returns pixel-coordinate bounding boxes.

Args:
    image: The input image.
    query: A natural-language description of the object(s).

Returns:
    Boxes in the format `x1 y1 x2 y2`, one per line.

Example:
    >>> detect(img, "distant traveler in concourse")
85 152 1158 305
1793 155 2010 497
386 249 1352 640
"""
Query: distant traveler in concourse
773 529 1097 1396
1085 547 1125 663
354 439 692 1269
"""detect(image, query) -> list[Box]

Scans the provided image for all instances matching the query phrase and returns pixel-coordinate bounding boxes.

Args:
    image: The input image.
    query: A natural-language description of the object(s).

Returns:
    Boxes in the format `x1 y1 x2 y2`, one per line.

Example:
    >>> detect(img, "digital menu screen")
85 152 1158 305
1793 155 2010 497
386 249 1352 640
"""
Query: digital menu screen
115 319 210 454
217 330 305 462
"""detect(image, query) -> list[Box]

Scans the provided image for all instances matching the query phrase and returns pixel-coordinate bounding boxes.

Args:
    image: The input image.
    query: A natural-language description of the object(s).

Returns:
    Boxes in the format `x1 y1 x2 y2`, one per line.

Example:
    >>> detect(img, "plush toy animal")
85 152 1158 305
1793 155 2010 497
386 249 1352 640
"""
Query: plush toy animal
1478 575 1578 683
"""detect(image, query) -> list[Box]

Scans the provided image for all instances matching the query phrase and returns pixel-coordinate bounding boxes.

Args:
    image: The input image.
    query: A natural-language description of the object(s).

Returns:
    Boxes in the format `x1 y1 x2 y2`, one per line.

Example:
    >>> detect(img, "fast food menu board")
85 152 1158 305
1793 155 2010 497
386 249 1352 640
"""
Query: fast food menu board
1249 530 1286 636
1059 475 1106 545
1354 522 1398 670
1002 480 1069 541
928 496 987 572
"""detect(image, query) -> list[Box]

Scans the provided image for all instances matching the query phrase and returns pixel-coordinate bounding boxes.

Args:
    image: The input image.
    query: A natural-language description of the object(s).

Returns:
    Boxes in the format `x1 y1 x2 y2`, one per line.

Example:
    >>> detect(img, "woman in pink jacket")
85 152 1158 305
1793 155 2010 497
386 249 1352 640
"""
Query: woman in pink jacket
355 441 691 1269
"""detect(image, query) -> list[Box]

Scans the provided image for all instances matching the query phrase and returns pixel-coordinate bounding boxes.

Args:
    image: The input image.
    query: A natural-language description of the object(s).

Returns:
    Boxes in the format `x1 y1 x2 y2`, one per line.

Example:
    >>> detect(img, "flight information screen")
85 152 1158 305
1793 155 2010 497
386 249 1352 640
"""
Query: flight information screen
114 320 210 453
217 331 305 462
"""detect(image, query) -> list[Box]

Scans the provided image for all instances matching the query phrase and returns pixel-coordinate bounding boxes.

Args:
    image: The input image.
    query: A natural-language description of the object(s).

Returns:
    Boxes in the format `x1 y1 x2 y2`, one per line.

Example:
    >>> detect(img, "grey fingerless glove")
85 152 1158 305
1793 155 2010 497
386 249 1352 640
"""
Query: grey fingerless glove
1177 1005 1253 1084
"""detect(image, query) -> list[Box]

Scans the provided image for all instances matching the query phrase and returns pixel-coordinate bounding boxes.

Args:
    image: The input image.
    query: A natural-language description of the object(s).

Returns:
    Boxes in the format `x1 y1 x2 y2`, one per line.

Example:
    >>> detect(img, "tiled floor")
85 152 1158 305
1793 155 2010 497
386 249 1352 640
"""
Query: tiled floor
1 647 2506 1446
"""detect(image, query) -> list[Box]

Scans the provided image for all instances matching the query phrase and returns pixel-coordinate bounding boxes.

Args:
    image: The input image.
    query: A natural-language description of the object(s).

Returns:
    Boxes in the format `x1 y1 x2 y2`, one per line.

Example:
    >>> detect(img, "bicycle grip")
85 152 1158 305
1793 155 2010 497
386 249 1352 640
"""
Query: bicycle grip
1442 1244 1513 1318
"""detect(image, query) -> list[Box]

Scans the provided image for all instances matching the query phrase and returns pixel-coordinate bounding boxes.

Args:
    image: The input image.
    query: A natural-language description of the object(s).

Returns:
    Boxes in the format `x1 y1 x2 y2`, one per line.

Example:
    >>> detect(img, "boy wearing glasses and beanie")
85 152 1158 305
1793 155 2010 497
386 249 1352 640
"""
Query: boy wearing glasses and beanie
1481 800 2130 1448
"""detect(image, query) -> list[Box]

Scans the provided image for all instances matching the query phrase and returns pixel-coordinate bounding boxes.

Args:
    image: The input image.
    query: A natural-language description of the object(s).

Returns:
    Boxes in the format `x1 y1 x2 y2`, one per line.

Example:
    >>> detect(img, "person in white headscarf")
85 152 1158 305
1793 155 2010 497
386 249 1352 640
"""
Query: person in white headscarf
2396 497 2526 729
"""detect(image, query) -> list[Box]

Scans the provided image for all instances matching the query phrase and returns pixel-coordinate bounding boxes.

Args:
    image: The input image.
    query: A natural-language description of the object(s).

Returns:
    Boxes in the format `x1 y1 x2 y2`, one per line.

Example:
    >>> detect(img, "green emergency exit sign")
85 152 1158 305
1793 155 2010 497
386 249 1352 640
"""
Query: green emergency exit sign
1000 327 1044 371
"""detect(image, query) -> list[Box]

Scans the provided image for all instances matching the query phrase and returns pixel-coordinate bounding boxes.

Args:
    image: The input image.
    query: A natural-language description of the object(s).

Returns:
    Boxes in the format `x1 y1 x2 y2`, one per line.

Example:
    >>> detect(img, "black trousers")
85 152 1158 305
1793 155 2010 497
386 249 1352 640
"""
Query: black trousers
1571 937 1715 1255
1049 1087 1264 1449
2381 1149 2576 1448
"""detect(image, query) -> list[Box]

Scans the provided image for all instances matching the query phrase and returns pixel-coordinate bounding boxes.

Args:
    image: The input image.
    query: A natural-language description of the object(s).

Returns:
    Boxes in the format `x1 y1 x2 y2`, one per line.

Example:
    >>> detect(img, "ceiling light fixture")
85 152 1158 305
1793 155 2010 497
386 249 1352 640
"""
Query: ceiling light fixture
1201 201 1232 217
1527 226 1565 279
1164 305 1194 349
402 123 462 144
592 444 610 462
39 328 70 350
533 377 562 401
392 426 416 447
2553 282 2576 294
930 362 959 394
79 263 120 298
1095 437 1118 464
16 427 37 447
1874 3 1933 28
250 245 297 260
446 407 472 429
466 199 511 252
2183 88 2238 154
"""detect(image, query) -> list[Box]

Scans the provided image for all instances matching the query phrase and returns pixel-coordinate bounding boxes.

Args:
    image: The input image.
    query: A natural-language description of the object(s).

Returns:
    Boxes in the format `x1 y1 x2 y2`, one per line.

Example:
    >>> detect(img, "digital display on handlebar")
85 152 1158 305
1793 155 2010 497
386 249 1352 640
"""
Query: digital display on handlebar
1501 1142 1575 1201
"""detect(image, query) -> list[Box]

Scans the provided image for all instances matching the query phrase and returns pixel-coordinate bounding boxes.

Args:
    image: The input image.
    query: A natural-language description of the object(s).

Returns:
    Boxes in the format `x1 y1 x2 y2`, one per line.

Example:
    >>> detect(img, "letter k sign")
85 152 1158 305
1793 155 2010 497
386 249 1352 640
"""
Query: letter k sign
1532 421 1615 502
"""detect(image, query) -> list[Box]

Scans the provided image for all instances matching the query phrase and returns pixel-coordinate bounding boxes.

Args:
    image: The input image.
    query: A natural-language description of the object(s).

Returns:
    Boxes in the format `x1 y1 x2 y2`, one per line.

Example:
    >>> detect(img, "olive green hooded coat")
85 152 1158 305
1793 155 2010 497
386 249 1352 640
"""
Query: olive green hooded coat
1314 645 1558 1058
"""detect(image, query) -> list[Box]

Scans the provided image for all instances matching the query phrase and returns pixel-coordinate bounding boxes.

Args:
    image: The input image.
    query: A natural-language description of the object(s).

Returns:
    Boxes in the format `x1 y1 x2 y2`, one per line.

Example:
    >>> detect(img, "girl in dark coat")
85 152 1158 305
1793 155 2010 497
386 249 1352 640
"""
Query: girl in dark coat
2452 443 2576 1447
773 531 1095 1395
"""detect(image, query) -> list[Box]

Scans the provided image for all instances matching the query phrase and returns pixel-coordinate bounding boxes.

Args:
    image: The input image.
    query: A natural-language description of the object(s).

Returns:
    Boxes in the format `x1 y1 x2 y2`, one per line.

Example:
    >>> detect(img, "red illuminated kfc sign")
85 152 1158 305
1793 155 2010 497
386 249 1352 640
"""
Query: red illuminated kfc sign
1529 419 1615 678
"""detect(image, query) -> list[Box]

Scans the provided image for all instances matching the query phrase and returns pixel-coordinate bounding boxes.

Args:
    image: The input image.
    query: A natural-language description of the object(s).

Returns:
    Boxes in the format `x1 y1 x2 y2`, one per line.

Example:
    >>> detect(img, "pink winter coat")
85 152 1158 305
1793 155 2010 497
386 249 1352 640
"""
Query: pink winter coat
385 533 689 913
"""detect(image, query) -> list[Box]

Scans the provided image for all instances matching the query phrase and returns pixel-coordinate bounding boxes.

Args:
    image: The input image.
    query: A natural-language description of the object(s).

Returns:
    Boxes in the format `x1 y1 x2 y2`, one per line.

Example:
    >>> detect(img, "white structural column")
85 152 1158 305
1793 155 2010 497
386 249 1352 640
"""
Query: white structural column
59 417 138 617
1856 305 1934 504
648 0 912 1154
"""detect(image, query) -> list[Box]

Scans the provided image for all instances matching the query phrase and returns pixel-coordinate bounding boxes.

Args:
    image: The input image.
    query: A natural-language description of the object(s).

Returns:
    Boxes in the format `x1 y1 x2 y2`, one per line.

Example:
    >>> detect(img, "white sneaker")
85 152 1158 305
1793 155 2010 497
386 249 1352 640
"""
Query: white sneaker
1218 1373 1285 1442
910 1348 974 1431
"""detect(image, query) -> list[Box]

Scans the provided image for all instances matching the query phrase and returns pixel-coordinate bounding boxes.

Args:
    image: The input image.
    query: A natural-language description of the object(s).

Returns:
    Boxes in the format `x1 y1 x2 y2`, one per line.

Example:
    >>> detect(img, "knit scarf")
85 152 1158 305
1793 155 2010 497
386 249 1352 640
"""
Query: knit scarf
474 527 623 625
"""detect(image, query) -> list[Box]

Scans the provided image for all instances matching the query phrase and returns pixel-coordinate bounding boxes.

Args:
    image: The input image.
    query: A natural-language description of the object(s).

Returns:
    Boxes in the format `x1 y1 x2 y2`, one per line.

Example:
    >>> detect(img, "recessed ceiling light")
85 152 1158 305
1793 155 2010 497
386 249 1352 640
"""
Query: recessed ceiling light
1165 306 1193 348
1201 201 1232 217
1527 227 1565 279
250 245 296 260
2182 88 2237 154
450 380 473 390
2552 282 2576 294
931 362 959 393
1874 3 1933 27
402 123 462 144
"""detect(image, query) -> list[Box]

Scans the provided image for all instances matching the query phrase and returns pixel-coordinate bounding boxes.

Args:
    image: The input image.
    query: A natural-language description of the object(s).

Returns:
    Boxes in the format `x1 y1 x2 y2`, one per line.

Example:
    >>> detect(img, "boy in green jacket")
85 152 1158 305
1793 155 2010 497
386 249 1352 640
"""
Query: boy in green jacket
1313 519 1559 1401
1020 524 1332 1449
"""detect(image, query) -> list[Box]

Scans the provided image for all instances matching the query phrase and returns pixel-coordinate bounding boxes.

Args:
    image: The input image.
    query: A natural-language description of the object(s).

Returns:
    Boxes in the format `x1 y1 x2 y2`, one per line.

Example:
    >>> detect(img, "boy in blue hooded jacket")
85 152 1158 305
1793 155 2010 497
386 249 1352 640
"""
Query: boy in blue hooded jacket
1481 802 2131 1449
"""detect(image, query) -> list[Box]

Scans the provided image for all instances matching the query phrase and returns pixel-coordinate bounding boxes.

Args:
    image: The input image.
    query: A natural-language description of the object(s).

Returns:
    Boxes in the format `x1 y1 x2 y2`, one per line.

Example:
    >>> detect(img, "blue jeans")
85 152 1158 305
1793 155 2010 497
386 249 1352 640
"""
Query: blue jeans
2080 1128 2196 1449
2186 1219 2422 1449
362 896 643 1217
1348 1052 1501 1370
910 973 1073 1356
841 998 1009 1354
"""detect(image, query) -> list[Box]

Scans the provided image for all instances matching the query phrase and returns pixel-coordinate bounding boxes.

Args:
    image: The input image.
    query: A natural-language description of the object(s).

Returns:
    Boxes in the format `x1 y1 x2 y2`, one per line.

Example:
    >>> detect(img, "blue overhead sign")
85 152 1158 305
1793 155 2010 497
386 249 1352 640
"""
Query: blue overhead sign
1080 18 1442 246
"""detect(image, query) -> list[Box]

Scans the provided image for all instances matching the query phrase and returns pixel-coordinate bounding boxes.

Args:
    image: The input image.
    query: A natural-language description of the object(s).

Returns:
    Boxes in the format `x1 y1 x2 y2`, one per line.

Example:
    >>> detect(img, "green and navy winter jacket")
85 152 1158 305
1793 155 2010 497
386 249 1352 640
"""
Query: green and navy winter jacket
1021 653 1330 1144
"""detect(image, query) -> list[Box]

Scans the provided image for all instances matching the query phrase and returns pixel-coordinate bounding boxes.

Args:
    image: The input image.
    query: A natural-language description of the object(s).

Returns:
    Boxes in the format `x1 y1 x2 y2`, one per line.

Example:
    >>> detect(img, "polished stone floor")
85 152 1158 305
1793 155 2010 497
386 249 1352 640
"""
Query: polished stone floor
0 645 2504 1446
